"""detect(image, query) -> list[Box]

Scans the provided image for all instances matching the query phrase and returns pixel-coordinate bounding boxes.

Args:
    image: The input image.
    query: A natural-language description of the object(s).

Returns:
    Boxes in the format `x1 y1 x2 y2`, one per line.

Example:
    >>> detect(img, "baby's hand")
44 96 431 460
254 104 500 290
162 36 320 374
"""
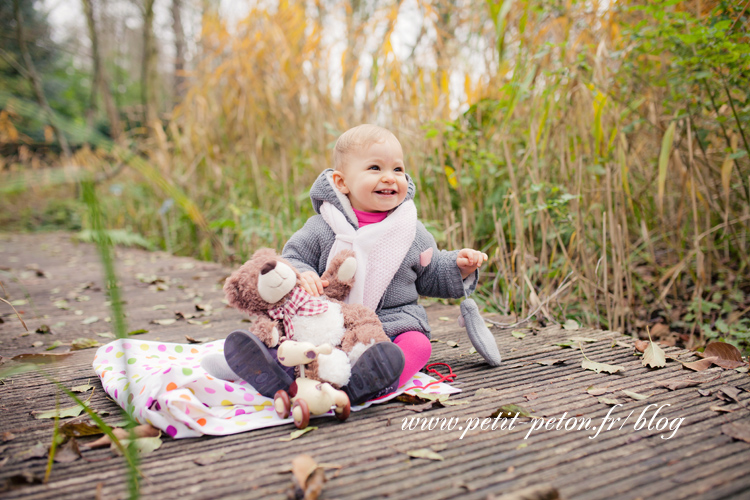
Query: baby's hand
298 271 329 297
456 249 488 279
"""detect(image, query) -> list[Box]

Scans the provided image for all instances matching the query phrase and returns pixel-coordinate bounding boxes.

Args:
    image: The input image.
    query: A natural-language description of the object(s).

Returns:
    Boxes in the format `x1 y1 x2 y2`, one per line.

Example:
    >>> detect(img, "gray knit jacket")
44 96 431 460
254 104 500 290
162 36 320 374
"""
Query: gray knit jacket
281 169 477 340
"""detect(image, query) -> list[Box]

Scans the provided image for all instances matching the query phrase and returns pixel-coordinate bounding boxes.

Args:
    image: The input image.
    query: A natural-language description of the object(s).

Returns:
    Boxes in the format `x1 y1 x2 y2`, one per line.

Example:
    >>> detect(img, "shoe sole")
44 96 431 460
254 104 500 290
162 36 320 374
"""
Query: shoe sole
346 342 405 405
224 330 293 398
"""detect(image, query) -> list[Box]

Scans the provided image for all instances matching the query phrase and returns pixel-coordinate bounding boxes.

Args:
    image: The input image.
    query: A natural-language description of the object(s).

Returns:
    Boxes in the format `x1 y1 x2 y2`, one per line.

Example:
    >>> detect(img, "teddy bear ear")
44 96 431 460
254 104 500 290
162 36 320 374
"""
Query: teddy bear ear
251 247 278 260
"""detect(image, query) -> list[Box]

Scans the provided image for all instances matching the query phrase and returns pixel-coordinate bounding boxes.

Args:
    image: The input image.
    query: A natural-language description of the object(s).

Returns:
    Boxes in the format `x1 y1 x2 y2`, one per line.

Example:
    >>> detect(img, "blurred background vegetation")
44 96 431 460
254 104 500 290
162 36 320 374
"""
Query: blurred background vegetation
1 0 749 352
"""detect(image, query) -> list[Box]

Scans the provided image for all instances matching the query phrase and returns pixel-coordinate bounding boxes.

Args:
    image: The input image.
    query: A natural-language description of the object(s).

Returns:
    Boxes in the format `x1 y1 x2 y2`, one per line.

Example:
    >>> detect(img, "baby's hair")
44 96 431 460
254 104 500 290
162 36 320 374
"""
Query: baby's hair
333 124 399 171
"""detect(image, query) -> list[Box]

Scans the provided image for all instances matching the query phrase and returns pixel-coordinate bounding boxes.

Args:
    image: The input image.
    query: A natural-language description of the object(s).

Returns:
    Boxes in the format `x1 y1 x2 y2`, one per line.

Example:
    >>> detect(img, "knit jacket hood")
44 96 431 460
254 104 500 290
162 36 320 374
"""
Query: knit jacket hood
309 168 417 228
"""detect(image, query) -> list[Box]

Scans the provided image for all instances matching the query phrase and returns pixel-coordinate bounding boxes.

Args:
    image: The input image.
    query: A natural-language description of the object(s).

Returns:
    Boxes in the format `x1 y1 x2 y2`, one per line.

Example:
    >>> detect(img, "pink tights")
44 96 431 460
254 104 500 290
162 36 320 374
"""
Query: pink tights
393 331 433 387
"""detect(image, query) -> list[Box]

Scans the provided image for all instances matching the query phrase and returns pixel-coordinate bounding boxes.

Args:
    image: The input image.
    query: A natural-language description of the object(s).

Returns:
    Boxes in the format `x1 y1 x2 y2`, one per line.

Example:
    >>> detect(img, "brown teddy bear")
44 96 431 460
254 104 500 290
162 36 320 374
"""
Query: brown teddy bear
220 248 393 388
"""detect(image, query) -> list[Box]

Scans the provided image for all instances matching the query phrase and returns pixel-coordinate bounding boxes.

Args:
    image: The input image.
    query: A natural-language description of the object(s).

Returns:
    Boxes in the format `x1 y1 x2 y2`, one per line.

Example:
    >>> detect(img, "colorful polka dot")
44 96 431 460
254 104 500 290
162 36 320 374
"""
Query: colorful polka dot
205 387 215 394
116 352 125 358
166 426 177 437
175 345 183 353
182 368 193 376
106 346 114 353
166 382 178 391
127 358 136 365
243 393 254 402
158 344 166 352
140 344 149 351
197 418 207 426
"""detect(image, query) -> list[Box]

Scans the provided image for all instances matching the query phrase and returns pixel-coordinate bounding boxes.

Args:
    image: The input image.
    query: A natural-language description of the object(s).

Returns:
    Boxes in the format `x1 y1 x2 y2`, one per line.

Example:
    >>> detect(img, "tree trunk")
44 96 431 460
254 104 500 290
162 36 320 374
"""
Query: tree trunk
82 0 123 142
12 0 72 160
141 0 157 131
172 0 186 105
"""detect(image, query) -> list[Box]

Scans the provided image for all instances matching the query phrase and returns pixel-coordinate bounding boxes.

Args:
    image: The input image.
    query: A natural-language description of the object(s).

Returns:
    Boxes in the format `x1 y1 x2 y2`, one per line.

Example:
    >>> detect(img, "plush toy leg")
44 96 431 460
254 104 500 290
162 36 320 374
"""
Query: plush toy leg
224 330 295 398
342 342 405 405
200 352 240 381
460 298 502 366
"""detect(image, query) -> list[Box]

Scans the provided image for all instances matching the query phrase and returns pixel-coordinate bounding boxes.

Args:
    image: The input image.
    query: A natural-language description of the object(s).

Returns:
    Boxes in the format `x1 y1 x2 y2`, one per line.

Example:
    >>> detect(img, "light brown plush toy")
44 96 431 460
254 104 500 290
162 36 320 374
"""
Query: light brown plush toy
222 248 391 387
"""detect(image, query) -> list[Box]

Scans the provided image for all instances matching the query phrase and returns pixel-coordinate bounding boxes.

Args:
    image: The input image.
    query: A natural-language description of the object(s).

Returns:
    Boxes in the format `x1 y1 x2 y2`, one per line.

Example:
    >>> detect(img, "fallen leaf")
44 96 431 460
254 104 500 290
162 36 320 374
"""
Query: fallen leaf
194 449 226 466
523 393 538 401
721 422 750 443
621 390 650 401
81 316 99 325
53 300 70 310
445 341 459 348
613 341 632 349
563 319 580 330
440 400 470 406
697 389 712 397
71 338 101 351
657 373 720 391
569 336 598 343
536 359 565 366
96 332 115 339
71 384 93 393
11 352 73 363
642 340 667 369
598 397 621 405
291 454 318 488
279 426 317 441
701 342 743 362
406 448 444 461
438 317 451 321
54 438 81 463
490 404 532 419
405 401 436 413
431 443 448 451
587 386 610 396
718 386 746 407
112 435 162 456
582 358 625 374
682 358 716 371
31 341 43 348
35 325 51 334
511 331 526 339
13 442 47 461
128 329 149 336
45 340 63 351
710 405 736 413
650 323 670 338
10 299 28 306
474 388 499 399
32 403 86 419
152 319 177 326
3 432 16 441
634 340 649 353
59 420 104 438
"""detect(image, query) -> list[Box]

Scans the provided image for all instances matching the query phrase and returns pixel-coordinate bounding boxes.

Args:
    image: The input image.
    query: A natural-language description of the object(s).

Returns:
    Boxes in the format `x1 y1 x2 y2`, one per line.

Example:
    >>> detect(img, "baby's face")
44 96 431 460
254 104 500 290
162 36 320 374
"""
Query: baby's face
333 137 408 213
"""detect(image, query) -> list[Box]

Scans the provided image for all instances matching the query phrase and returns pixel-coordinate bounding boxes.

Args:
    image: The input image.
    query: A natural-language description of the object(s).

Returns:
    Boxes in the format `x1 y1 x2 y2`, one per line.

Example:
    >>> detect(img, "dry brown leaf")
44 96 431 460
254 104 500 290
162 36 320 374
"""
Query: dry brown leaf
291 454 318 488
718 386 746 407
721 422 750 443
194 450 226 466
634 340 649 353
650 323 670 338
536 359 565 366
587 386 610 396
405 401 437 413
54 438 81 463
701 342 743 362
10 352 73 364
682 358 717 371
710 405 736 413
657 373 720 391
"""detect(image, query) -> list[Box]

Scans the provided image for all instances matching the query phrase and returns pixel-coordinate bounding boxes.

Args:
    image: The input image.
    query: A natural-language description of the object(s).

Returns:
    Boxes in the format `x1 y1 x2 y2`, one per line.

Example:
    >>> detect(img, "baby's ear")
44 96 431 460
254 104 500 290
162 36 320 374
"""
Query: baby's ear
332 170 350 194
251 247 278 260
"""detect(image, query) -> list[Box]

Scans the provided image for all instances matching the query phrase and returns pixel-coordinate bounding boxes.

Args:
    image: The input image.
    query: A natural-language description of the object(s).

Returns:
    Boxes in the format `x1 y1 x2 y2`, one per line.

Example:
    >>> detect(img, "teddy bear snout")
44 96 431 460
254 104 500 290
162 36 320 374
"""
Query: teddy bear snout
260 261 276 275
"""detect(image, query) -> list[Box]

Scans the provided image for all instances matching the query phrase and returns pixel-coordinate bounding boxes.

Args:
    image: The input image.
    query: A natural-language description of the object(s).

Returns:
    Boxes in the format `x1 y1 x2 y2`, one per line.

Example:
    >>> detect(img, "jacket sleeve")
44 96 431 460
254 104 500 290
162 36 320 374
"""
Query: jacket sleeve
414 223 478 299
281 216 325 276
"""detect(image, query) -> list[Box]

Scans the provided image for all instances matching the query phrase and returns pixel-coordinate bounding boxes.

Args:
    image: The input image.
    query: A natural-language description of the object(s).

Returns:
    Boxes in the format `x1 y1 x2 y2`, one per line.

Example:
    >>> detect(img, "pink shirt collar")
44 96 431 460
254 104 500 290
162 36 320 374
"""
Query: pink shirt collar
353 208 388 227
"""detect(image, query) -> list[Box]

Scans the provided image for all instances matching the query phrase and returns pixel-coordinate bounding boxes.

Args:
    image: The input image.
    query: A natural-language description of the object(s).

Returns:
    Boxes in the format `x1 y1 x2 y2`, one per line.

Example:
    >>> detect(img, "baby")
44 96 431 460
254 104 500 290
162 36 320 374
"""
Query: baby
280 124 490 403
206 124 497 405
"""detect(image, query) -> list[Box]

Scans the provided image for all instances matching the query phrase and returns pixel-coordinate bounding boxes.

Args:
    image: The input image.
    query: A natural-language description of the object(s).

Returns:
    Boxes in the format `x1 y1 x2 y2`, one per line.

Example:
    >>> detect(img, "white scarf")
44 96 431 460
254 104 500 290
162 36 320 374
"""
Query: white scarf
320 198 417 310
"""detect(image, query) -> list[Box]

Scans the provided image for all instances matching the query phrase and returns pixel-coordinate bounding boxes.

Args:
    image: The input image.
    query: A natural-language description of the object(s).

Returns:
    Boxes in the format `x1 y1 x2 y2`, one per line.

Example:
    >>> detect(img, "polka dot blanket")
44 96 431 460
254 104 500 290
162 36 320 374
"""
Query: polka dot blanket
93 338 460 439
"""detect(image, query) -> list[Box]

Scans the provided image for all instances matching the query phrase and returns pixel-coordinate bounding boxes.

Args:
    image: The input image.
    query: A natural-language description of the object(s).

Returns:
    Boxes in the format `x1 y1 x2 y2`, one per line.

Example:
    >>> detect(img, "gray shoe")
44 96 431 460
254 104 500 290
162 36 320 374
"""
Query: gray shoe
461 299 502 366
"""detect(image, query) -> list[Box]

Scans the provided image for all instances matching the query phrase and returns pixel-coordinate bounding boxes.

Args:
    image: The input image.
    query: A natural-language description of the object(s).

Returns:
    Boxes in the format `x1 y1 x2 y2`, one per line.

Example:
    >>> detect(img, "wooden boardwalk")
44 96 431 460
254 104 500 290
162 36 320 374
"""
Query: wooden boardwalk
1 232 749 500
